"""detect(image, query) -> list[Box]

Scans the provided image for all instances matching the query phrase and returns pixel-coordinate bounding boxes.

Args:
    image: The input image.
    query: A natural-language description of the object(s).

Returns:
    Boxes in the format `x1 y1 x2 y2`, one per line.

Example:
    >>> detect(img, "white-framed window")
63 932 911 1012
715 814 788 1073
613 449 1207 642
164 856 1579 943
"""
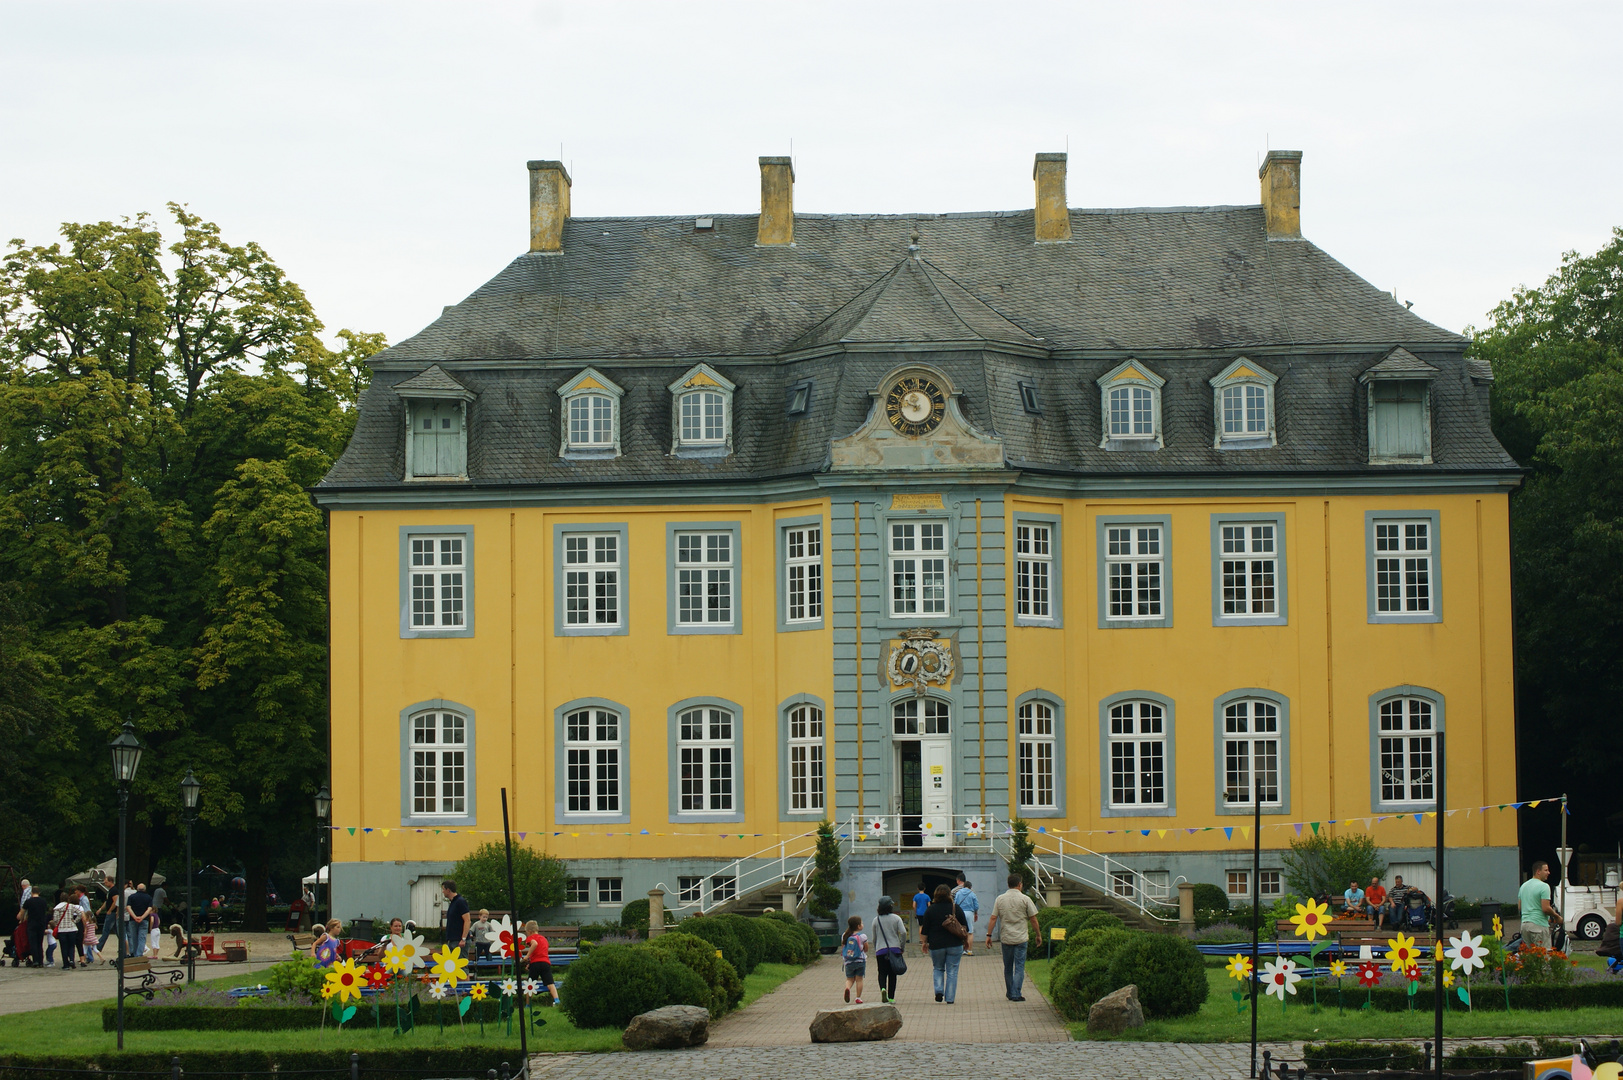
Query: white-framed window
786 703 825 813
557 368 624 458
1015 522 1054 620
668 364 735 455
679 391 726 444
1017 701 1056 810
597 878 623 905
563 532 621 629
678 706 735 813
710 875 737 904
1209 357 1278 448
563 707 622 816
1111 870 1136 900
678 876 702 906
1220 524 1276 617
1106 526 1162 620
1258 870 1283 898
1227 869 1250 900
409 535 466 628
1096 360 1166 449
676 531 734 627
785 525 822 624
1222 699 1282 808
889 521 948 617
1378 697 1436 804
569 394 614 447
564 878 590 906
1222 384 1268 436
893 698 950 736
1374 520 1432 614
1107 700 1166 809
410 710 467 817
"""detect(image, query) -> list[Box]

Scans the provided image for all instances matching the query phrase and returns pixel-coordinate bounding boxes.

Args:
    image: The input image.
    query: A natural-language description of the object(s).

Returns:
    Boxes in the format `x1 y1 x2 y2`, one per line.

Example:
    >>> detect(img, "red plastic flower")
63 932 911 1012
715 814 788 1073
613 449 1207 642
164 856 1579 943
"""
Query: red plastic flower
1356 960 1382 988
1403 963 1423 983
365 964 391 989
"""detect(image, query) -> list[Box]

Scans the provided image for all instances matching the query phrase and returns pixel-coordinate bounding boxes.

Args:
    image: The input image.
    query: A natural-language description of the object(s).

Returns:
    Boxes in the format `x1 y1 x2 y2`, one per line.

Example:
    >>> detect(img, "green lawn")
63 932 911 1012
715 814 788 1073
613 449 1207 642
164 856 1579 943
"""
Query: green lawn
1027 954 1623 1043
0 961 807 1055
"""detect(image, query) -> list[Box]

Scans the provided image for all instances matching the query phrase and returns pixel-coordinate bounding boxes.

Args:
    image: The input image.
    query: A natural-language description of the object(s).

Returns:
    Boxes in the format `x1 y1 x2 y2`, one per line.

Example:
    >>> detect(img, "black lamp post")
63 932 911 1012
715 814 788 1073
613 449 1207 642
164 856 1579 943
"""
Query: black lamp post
314 784 331 929
180 768 201 984
110 720 144 1051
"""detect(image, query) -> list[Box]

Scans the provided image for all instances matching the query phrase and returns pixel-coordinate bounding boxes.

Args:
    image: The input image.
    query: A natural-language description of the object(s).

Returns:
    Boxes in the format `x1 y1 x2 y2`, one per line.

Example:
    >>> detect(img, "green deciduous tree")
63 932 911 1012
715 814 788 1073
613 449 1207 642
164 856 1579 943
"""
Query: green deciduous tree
1282 832 1386 899
447 841 569 919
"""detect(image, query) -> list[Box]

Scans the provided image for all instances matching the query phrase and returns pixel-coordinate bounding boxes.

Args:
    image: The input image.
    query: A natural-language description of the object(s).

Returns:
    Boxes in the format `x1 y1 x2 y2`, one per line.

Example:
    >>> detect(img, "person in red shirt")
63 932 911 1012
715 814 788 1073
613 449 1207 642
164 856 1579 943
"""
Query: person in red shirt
1364 878 1388 925
522 921 560 1006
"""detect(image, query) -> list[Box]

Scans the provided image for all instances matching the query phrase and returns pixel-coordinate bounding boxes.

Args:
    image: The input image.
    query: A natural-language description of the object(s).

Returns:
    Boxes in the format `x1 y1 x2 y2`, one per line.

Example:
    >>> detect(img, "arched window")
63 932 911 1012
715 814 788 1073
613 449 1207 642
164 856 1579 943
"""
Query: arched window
679 391 726 444
1209 357 1278 449
1015 694 1065 814
1370 687 1444 810
893 698 950 735
554 699 630 823
399 700 477 825
1214 692 1291 814
666 697 744 822
557 368 624 458
1096 360 1166 450
1099 692 1176 817
569 394 614 447
668 364 735 456
782 698 825 815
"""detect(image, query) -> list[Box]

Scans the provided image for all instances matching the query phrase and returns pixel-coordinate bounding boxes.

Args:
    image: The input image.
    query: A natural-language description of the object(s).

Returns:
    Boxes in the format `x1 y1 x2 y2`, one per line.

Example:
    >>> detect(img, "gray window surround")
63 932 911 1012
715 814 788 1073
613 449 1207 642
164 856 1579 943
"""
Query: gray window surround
878 504 957 628
1368 685 1446 813
1362 374 1436 465
1096 359 1166 451
553 522 630 637
1209 357 1279 450
1212 688 1292 817
1095 515 1174 629
668 363 736 458
403 398 469 481
1013 513 1064 627
777 693 828 820
1364 510 1443 624
563 878 590 907
667 695 746 823
556 367 625 460
399 525 475 639
1014 689 1066 818
1209 513 1288 627
1098 690 1177 818
399 699 477 826
666 521 744 635
775 515 825 633
553 697 631 825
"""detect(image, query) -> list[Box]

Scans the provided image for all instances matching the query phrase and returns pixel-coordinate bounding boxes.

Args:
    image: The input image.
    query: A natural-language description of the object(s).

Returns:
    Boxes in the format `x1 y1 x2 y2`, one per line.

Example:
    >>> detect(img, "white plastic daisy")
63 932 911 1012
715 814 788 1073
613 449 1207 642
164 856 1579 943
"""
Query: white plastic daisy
499 978 518 997
428 980 448 1000
1262 957 1302 1000
1446 930 1486 975
866 818 886 837
389 931 429 972
965 818 985 837
522 978 542 997
484 915 517 959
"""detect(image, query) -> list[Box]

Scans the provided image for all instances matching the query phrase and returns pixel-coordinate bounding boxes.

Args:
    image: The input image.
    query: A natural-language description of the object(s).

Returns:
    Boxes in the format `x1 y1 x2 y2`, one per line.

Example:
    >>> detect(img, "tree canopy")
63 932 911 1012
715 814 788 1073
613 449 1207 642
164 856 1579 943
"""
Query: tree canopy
0 205 382 927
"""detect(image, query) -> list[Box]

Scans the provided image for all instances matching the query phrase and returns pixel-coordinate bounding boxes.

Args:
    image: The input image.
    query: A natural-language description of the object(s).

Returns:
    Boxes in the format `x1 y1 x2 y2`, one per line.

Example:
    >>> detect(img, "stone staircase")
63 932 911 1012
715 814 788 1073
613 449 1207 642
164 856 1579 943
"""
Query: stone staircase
1042 878 1175 932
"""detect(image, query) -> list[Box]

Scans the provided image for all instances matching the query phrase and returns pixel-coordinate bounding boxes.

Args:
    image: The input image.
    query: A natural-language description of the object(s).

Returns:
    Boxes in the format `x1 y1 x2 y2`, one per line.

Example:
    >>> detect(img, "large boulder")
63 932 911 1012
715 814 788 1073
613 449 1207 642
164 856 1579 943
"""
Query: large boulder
809 1003 903 1043
1087 983 1145 1035
622 1005 711 1050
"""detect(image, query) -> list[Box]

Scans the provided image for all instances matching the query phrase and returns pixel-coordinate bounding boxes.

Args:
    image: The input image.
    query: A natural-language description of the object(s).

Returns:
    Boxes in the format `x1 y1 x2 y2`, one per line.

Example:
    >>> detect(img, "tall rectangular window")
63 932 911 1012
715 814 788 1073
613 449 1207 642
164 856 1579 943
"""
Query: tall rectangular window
1220 524 1276 617
787 704 825 812
785 526 822 624
564 708 621 815
1017 701 1056 810
1221 384 1269 435
1222 700 1281 808
676 531 733 626
1379 697 1435 804
411 711 467 816
678 706 734 813
1107 700 1165 808
408 400 466 477
563 533 620 627
567 394 614 447
410 536 465 627
890 522 948 617
1015 523 1053 619
1106 526 1162 619
1374 521 1433 614
1371 380 1430 461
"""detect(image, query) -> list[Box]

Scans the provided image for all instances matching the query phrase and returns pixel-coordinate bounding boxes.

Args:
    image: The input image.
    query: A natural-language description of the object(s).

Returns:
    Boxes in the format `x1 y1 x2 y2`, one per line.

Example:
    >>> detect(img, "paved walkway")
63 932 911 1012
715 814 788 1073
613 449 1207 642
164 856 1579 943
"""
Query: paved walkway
0 933 293 1015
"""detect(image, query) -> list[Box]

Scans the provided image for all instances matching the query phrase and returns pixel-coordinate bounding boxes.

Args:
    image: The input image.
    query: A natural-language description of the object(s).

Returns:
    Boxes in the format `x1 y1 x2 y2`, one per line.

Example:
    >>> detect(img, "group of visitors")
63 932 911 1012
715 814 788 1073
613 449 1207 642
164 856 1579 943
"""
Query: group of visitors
840 873 1041 1006
12 879 144 969
1339 873 1433 929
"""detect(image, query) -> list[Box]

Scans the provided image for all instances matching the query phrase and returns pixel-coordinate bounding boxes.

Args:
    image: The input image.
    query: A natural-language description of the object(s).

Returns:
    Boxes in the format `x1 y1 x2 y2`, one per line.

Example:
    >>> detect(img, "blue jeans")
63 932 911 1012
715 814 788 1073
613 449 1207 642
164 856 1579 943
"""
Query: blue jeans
929 944 963 1002
1002 942 1028 998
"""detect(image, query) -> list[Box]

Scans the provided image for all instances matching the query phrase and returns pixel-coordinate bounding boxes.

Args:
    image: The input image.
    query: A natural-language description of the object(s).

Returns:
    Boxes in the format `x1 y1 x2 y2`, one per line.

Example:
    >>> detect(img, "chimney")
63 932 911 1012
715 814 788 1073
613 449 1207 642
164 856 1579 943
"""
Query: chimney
527 160 572 252
1258 150 1302 240
757 156 795 246
1033 152 1071 242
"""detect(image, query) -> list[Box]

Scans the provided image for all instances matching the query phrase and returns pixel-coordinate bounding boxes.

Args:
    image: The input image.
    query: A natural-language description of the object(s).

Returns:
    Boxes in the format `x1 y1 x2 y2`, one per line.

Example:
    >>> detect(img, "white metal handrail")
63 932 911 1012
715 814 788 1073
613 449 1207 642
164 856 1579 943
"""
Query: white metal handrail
1005 831 1179 923
666 831 819 916
842 813 999 854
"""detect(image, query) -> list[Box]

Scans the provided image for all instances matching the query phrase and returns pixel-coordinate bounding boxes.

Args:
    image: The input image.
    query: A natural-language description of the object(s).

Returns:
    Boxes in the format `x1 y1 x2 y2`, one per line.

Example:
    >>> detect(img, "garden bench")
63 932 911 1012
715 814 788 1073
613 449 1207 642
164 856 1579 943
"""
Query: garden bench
287 933 316 951
118 956 184 1001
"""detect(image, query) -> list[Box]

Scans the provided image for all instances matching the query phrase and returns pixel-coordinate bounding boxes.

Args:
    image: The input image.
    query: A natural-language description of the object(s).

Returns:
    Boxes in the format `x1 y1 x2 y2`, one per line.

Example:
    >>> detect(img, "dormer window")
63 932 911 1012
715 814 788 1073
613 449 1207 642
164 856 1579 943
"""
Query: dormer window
395 364 474 481
1360 348 1438 465
669 363 735 456
1096 360 1165 450
786 379 813 417
558 368 624 459
1209 358 1278 449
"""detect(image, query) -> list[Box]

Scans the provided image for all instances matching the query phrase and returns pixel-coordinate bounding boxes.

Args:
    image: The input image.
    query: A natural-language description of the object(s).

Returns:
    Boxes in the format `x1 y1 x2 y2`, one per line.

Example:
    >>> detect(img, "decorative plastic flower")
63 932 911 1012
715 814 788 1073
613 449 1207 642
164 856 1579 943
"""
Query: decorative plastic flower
499 978 518 997
1329 960 1347 979
381 942 407 974
429 944 469 987
319 981 337 1000
1357 960 1383 987
1446 931 1486 975
1225 954 1254 981
965 818 985 837
1262 957 1301 1000
468 982 489 1001
364 964 391 989
866 818 886 837
1403 962 1423 983
1443 970 1455 988
1385 933 1420 973
484 915 517 959
428 980 448 1000
314 939 339 968
324 958 365 1004
521 978 542 997
1491 914 1503 939
922 820 935 832
1289 898 1333 941
389 932 429 972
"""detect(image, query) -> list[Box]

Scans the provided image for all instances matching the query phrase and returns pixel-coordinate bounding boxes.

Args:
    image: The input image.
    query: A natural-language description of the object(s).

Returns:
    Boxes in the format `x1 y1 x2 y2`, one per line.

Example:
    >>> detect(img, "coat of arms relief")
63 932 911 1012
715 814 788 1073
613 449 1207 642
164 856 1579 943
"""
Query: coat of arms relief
885 628 957 696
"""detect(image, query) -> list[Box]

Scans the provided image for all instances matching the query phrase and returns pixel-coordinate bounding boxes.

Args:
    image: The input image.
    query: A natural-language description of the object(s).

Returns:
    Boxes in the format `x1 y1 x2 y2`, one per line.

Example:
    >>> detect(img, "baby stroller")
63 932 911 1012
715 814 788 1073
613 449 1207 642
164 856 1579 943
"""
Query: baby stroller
1399 890 1434 932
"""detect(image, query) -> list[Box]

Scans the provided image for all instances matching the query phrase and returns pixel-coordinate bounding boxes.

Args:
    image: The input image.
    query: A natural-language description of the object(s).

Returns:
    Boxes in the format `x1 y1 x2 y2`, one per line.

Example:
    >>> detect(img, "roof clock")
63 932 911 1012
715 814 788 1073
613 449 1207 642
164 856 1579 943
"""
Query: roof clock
884 375 947 437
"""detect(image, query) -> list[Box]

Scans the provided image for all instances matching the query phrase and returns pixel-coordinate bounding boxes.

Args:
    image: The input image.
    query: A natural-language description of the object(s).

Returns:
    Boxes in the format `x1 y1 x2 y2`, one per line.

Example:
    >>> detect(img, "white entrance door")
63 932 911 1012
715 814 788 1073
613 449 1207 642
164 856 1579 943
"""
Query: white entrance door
410 875 445 931
920 738 953 849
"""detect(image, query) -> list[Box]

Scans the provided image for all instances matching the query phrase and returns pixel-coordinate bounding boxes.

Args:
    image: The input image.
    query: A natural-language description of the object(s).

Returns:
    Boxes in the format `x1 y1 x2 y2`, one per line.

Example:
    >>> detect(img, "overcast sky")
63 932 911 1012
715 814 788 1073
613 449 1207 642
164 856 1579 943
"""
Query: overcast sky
4 1 1619 350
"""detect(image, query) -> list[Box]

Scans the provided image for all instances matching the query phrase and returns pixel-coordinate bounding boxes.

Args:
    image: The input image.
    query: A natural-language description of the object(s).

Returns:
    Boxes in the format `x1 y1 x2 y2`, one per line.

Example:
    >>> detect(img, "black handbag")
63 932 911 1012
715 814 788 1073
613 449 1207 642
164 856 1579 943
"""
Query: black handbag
876 918 907 974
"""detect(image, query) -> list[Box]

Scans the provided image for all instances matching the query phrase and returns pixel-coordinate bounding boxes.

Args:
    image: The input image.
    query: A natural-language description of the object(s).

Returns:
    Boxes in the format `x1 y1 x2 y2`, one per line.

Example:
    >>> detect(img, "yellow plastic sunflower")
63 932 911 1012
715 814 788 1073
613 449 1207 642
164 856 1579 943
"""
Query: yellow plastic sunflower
1385 932 1419 973
1290 898 1333 941
1443 970 1455 988
468 982 489 1001
1225 954 1253 981
324 957 366 1004
319 981 336 1000
429 944 469 988
1329 959 1347 978
382 942 409 974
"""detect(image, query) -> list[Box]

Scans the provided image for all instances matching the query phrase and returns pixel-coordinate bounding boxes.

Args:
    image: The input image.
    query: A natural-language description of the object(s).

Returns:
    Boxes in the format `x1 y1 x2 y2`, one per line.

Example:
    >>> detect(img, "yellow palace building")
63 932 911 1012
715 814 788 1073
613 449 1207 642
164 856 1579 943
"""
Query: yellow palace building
313 151 1520 927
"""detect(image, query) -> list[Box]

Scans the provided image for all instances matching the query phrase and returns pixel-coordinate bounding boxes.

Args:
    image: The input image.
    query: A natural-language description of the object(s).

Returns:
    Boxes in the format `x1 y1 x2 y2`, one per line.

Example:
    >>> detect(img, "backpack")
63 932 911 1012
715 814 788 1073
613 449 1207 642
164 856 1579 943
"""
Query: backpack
841 933 864 963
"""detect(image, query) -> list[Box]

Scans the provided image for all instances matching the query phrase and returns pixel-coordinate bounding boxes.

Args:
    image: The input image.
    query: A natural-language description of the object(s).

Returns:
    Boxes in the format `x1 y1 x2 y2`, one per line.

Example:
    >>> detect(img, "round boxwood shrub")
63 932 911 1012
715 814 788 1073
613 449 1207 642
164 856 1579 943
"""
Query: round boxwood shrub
645 931 743 1017
762 910 821 960
558 943 710 1029
1048 928 1136 1021
1192 882 1229 913
1035 907 1126 958
619 898 650 932
753 915 805 964
1104 933 1209 1018
675 916 750 978
717 914 767 973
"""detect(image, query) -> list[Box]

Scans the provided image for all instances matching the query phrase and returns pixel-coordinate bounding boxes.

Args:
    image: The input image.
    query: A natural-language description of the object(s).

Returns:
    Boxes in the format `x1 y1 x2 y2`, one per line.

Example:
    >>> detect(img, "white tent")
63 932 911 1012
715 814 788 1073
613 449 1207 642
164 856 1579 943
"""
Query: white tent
302 865 330 886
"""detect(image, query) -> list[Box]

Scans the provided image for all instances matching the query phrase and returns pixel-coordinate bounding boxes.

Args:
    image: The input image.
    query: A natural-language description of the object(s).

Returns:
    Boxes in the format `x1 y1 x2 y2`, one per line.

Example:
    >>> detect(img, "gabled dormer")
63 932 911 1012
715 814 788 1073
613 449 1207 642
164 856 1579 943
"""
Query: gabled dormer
1209 357 1278 449
557 368 624 459
1360 348 1439 465
1097 359 1166 451
668 363 736 457
395 364 474 481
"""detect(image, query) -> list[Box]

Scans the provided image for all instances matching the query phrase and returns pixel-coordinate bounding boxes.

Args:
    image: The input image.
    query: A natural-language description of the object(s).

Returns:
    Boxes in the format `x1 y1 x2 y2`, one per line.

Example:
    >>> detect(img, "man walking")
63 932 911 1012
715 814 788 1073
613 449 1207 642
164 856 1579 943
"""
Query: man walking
1517 861 1559 949
441 880 470 953
984 873 1040 1002
126 884 152 957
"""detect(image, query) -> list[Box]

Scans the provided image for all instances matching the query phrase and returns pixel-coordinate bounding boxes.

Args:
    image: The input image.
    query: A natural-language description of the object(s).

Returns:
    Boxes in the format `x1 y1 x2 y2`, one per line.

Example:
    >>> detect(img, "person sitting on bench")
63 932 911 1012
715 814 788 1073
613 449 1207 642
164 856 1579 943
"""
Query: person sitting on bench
1342 880 1367 917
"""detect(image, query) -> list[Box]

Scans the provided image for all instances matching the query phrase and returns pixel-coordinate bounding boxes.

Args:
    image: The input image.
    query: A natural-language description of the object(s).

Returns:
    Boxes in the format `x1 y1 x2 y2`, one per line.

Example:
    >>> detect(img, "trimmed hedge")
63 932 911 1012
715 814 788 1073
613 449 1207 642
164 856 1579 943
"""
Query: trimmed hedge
717 914 767 973
675 916 750 977
1048 928 1136 1020
1034 906 1126 957
558 943 709 1029
645 931 743 1018
102 997 515 1031
1102 933 1208 1017
2 1049 522 1080
1358 980 1623 1012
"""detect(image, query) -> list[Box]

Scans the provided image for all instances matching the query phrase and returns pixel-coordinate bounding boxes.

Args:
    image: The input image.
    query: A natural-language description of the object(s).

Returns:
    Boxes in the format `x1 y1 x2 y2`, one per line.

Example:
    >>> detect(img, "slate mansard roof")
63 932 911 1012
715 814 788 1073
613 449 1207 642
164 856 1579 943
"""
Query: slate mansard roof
317 205 1518 494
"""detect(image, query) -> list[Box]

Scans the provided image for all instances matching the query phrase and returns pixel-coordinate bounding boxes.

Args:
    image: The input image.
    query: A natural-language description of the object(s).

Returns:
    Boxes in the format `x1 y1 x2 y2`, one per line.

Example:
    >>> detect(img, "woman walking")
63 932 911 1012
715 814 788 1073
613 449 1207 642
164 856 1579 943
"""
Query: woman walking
871 897 908 1004
918 884 969 1004
50 891 84 970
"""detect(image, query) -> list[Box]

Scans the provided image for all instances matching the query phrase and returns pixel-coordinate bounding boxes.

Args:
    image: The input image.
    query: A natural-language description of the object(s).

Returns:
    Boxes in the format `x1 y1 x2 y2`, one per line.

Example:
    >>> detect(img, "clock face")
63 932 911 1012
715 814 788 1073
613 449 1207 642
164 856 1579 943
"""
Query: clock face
884 376 946 437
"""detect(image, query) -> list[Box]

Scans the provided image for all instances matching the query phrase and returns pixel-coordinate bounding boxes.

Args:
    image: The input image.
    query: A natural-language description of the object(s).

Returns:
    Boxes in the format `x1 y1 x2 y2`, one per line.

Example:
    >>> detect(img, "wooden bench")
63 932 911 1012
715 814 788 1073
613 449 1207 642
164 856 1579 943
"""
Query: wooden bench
118 956 184 1000
287 933 315 951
